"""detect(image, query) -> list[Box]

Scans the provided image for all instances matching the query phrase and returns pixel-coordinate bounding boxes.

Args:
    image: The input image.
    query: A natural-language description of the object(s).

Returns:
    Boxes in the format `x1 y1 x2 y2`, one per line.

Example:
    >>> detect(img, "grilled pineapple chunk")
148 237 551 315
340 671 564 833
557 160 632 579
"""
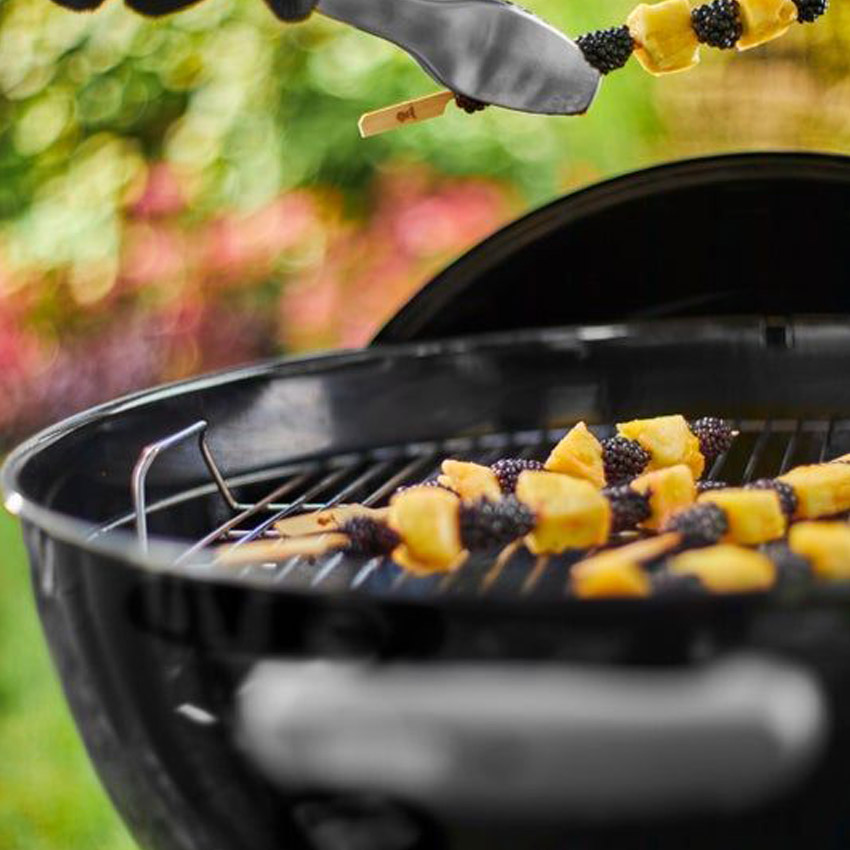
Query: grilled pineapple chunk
388 486 465 572
698 488 786 545
631 464 697 530
778 463 850 518
789 522 850 580
516 470 611 554
617 414 704 478
736 0 797 49
668 545 775 593
626 0 700 75
438 460 502 502
571 552 651 598
544 422 605 488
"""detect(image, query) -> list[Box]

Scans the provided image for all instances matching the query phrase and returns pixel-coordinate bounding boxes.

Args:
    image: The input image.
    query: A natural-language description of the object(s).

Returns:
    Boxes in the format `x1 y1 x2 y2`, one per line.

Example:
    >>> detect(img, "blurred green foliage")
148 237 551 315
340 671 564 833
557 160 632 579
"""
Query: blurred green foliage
0 512 138 850
0 0 657 221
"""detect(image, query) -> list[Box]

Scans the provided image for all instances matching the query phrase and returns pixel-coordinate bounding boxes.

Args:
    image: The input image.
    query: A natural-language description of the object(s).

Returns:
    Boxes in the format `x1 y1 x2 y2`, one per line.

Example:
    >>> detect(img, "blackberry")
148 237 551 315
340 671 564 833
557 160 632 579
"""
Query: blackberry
490 458 545 494
454 93 488 113
691 0 743 48
792 0 827 22
765 542 813 589
665 503 728 546
601 435 651 485
690 417 735 463
746 478 798 519
459 496 536 550
340 516 401 556
697 480 730 493
652 571 705 596
603 485 651 532
576 26 635 74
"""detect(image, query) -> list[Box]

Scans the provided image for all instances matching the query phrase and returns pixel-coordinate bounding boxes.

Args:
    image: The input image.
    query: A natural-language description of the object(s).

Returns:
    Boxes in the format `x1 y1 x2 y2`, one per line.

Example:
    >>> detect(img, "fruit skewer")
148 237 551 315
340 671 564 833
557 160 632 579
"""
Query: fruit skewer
438 415 735 500
218 469 671 572
362 0 827 136
571 520 850 598
661 460 850 546
579 0 825 79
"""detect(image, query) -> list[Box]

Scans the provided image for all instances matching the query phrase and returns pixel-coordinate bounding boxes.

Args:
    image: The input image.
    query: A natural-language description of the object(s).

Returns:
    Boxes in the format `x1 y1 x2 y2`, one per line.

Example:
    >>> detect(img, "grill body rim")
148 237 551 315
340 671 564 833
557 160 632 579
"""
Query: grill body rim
6 315 850 605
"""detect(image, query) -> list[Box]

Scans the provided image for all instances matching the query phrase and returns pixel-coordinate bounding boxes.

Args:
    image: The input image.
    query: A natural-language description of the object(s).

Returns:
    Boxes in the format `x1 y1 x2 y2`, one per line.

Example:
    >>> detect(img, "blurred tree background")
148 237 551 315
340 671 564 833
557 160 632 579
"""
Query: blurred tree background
0 0 845 443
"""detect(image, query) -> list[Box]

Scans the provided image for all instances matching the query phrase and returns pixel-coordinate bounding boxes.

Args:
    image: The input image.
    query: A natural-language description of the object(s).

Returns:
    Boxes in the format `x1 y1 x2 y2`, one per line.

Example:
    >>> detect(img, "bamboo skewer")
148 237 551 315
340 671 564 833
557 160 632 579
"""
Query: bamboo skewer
358 90 455 138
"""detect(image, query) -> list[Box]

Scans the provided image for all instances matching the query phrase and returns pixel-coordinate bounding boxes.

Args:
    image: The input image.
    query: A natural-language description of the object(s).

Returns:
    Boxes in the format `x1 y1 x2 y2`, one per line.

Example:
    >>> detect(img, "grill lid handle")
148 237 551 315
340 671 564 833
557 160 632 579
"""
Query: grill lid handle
236 653 827 819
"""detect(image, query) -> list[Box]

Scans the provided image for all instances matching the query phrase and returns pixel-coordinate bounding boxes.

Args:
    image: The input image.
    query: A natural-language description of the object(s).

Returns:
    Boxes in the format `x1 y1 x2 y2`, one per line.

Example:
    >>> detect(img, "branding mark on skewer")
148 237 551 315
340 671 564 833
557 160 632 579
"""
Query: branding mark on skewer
396 106 417 122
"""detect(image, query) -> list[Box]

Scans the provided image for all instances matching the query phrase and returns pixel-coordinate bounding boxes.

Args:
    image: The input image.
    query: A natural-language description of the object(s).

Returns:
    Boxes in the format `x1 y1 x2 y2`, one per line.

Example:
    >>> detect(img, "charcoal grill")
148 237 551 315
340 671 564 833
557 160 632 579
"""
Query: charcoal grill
9 153 850 850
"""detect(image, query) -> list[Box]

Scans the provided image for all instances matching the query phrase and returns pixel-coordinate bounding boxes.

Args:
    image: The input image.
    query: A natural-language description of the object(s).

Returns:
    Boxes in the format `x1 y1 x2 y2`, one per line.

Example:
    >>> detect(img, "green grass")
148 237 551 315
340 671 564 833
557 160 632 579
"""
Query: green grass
0 511 138 850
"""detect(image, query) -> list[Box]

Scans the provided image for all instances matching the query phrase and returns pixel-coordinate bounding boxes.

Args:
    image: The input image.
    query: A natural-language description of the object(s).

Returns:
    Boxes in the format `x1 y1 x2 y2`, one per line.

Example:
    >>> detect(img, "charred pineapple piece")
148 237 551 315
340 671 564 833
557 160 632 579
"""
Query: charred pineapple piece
571 551 651 598
631 464 697 530
544 422 605 488
626 0 700 75
515 470 611 554
392 545 468 576
789 522 850 581
438 460 502 502
570 530 680 596
698 488 786 545
668 544 775 593
388 486 466 573
736 0 797 49
617 414 705 478
778 463 850 519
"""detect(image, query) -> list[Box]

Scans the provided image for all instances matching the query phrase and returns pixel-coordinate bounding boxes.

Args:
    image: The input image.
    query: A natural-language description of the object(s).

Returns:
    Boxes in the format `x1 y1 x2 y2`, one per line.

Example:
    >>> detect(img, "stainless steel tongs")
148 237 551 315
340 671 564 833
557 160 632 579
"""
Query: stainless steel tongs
315 0 601 118
55 0 600 129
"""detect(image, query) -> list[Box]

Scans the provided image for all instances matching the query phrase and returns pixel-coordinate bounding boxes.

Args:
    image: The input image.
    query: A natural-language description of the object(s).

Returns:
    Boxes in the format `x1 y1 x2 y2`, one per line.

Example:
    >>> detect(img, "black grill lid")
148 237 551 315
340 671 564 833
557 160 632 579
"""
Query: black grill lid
374 153 850 344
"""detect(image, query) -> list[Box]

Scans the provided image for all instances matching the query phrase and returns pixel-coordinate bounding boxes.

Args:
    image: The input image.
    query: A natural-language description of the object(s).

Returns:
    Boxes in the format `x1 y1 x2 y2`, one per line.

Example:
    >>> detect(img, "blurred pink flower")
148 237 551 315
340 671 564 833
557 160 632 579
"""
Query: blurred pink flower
130 163 187 219
121 222 188 290
201 193 321 287
280 170 514 349
391 182 511 258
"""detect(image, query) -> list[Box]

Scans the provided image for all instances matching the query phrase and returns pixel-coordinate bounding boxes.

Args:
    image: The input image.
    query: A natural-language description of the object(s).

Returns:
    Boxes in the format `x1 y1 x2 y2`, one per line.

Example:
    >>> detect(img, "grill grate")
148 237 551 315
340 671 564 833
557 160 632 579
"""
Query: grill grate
100 417 850 599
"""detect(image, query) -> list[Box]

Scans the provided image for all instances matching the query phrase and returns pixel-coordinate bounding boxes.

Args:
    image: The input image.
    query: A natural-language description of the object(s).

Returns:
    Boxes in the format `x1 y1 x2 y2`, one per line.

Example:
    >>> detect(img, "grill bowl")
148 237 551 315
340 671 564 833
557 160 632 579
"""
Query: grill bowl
9 153 850 850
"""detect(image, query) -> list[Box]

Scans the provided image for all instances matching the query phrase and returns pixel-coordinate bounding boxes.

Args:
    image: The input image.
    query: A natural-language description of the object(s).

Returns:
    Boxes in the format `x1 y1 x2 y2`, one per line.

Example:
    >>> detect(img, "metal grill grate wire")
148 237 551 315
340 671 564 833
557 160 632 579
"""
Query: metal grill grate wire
108 418 849 598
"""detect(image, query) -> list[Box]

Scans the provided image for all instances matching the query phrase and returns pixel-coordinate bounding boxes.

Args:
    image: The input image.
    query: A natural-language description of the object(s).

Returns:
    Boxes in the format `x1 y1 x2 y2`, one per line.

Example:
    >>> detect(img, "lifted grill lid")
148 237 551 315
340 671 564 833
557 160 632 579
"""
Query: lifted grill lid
374 153 850 345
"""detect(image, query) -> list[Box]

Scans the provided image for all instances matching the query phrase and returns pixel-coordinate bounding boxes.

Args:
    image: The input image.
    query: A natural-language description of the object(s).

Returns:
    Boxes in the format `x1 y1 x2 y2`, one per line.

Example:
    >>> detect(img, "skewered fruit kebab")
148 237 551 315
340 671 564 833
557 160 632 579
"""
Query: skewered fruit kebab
567 460 850 596
571 520 850 598
224 453 850 577
661 460 850 545
219 469 671 572
361 0 827 136
579 0 825 79
569 459 850 596
438 416 734 500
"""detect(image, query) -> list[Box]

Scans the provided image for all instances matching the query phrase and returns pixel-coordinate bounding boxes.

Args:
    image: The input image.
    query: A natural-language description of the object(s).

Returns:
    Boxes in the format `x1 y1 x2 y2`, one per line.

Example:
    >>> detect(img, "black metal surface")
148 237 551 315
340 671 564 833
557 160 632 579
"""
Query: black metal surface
375 153 850 343
10 154 850 850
